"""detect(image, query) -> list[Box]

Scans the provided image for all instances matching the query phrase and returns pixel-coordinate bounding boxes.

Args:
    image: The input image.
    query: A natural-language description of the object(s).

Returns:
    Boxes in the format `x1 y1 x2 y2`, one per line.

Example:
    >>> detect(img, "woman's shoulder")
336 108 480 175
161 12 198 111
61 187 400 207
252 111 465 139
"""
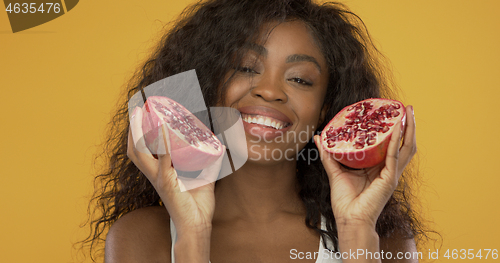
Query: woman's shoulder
107 206 170 233
105 206 171 263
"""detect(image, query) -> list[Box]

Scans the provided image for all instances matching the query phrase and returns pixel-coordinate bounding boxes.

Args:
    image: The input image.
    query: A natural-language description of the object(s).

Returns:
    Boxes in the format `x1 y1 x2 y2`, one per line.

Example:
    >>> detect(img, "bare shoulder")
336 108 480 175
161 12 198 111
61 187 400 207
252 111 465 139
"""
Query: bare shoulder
105 206 171 263
380 232 419 263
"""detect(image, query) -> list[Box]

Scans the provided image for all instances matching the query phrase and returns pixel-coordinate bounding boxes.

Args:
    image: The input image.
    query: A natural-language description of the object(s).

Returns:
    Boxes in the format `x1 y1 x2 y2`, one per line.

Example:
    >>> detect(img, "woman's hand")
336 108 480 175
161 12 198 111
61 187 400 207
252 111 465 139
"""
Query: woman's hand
314 105 416 229
127 106 224 238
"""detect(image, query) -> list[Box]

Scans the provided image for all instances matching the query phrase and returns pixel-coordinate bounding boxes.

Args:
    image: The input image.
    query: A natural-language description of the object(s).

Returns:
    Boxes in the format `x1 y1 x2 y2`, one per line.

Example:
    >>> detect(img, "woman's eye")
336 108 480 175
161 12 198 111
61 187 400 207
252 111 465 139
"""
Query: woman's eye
289 77 312 86
237 67 258 74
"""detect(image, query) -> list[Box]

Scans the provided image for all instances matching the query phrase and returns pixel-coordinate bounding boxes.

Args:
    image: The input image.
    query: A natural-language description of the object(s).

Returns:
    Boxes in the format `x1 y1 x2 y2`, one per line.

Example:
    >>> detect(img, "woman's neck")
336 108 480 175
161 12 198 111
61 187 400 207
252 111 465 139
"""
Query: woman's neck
213 160 305 223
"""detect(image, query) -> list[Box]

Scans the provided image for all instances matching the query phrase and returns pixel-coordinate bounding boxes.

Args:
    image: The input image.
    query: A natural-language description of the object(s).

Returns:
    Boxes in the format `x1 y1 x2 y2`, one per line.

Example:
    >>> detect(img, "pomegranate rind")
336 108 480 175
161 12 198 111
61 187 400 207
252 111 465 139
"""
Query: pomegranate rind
141 96 223 171
320 98 406 169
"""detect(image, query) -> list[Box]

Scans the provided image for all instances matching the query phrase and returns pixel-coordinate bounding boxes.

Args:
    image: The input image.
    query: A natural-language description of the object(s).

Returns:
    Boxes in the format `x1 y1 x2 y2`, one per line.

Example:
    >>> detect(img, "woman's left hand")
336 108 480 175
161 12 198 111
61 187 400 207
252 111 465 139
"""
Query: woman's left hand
313 105 416 229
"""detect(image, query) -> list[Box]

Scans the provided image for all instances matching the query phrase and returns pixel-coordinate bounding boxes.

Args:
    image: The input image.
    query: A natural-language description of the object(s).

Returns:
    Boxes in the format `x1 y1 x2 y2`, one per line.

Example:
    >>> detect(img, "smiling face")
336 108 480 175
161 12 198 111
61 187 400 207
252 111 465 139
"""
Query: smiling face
221 20 329 164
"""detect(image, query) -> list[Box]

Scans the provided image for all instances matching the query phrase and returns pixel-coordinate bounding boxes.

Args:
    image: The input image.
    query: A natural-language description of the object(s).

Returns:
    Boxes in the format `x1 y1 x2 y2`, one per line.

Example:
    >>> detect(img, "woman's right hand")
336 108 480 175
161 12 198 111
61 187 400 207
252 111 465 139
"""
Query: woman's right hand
127 106 224 239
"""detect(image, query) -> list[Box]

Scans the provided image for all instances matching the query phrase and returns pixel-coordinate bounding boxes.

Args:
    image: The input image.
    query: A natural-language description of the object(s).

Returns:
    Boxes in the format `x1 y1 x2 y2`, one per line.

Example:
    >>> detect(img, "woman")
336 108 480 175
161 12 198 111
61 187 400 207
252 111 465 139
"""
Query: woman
83 0 426 262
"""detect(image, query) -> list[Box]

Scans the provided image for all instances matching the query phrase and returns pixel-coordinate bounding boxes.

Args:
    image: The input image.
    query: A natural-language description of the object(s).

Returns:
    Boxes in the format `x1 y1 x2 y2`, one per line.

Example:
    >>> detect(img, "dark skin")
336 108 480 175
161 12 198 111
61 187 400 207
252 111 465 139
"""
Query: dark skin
107 21 418 263
105 208 417 262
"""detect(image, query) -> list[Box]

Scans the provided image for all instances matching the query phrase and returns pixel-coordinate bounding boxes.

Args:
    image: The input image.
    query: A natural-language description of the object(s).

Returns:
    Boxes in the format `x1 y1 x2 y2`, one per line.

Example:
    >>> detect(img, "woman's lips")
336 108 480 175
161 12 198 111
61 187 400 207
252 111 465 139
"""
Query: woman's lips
238 106 293 141
238 106 292 124
241 114 289 129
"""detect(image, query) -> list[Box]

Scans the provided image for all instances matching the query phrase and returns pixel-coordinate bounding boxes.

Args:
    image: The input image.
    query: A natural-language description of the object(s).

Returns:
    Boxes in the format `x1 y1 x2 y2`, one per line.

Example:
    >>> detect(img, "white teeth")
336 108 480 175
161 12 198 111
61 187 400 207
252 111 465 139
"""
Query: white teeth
242 114 288 130
258 116 265 125
265 119 272 127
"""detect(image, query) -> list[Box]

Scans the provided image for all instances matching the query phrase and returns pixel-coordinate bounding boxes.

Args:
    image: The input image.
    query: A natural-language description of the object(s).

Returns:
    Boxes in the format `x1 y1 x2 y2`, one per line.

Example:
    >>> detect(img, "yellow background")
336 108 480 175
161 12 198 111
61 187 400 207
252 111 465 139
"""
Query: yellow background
1 0 499 262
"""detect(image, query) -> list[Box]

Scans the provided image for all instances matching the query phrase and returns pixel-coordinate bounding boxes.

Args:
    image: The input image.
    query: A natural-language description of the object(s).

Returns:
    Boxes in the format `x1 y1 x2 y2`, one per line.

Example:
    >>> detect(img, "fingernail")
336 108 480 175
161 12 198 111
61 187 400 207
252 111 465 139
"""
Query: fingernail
410 105 414 115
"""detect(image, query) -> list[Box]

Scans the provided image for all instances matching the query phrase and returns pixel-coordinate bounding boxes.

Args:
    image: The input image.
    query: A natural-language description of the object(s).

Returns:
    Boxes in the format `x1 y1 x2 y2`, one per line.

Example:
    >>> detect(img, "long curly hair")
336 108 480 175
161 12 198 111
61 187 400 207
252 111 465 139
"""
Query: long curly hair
79 0 430 261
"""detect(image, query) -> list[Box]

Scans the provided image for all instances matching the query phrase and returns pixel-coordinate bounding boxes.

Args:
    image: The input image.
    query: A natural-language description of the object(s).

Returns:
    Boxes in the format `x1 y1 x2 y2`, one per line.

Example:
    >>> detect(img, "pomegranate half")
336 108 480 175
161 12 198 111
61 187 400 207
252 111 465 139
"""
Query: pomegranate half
320 98 406 169
141 96 223 171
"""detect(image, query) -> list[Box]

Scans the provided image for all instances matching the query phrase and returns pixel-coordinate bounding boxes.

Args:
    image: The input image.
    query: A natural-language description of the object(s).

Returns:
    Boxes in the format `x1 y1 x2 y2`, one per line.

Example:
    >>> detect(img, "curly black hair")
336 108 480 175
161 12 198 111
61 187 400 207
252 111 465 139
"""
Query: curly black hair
78 0 430 261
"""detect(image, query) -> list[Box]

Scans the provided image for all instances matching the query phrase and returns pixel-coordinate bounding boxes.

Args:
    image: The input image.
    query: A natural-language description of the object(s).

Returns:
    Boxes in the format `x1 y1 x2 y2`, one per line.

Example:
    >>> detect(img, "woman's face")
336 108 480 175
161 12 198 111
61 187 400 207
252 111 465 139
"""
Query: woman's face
222 20 329 164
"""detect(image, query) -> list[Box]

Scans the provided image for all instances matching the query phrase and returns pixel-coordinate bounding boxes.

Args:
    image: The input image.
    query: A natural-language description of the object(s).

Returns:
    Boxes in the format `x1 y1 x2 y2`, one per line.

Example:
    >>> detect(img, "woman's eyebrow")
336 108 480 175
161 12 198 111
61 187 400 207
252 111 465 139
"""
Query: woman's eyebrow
286 54 322 73
243 43 268 57
241 44 322 73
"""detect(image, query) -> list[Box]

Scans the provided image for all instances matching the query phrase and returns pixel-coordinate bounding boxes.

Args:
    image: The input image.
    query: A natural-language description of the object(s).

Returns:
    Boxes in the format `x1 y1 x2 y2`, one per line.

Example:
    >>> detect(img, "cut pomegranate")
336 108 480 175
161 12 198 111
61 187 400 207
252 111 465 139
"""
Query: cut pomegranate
141 96 223 171
320 98 406 169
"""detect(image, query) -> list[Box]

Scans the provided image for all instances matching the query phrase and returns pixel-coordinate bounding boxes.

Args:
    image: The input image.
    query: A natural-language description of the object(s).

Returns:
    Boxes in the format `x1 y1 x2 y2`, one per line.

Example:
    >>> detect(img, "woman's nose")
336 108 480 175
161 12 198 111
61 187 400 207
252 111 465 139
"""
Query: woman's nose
250 75 288 103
